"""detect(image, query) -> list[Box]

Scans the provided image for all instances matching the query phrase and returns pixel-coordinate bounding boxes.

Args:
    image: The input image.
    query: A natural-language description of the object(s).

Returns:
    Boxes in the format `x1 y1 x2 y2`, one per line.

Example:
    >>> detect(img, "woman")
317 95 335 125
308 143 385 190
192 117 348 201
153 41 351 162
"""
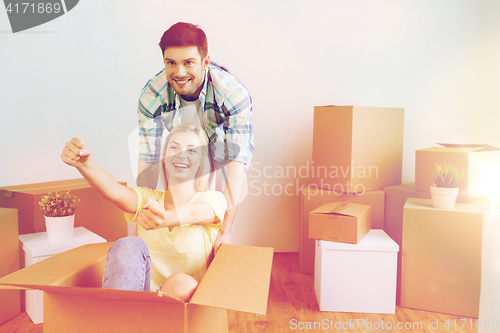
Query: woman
61 123 226 301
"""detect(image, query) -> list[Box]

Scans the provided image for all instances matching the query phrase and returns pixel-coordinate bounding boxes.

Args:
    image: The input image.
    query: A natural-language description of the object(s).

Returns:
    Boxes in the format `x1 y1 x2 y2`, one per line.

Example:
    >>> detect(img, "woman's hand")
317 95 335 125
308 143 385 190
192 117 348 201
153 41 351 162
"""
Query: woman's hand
137 199 171 230
61 138 92 168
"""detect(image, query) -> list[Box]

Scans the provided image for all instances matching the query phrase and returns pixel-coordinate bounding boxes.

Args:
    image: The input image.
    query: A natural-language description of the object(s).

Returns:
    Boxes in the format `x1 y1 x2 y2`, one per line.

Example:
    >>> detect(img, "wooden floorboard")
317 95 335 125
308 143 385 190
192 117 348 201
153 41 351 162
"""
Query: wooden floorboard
1 253 477 333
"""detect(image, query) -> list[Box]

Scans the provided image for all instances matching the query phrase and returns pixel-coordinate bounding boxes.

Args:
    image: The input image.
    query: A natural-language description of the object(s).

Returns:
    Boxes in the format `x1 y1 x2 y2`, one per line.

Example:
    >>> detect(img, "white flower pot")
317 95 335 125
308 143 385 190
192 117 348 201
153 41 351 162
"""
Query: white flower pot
430 185 459 209
45 215 75 242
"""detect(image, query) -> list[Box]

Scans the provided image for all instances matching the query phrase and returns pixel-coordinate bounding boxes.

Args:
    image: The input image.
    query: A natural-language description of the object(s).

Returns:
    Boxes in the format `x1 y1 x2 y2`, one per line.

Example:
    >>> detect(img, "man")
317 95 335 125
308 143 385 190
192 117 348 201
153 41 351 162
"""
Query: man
136 22 253 251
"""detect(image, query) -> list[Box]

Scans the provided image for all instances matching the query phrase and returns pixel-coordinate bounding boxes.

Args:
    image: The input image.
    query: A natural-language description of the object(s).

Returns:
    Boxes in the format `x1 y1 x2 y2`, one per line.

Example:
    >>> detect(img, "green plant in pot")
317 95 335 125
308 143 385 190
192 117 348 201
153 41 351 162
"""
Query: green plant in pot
39 190 80 242
430 163 465 209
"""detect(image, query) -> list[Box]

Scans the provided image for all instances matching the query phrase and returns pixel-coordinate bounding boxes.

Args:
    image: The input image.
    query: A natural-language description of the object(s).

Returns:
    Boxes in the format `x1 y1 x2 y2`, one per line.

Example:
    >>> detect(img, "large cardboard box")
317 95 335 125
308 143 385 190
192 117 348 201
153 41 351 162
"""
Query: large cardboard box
0 242 273 333
415 144 500 198
479 210 500 333
19 227 107 324
312 105 404 193
0 178 127 241
383 183 431 305
309 201 371 244
300 185 384 273
0 208 20 324
401 198 499 318
314 230 399 313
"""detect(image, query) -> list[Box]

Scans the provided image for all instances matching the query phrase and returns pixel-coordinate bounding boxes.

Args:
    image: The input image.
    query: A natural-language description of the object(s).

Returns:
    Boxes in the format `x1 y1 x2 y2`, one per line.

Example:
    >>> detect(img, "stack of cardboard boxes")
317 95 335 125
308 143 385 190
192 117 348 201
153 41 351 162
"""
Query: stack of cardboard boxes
299 106 500 318
303 105 500 318
394 144 500 318
303 105 404 313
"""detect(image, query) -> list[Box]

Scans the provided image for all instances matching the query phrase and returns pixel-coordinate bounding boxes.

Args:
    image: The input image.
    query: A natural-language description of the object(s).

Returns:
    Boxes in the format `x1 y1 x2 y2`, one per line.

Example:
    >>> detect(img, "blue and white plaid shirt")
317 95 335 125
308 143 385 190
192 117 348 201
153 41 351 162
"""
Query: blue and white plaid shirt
137 62 254 169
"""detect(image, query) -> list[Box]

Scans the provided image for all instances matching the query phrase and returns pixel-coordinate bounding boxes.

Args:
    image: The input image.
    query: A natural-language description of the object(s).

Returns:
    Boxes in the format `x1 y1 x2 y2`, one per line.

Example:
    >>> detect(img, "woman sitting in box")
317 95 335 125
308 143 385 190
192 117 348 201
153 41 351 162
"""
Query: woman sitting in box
61 123 227 301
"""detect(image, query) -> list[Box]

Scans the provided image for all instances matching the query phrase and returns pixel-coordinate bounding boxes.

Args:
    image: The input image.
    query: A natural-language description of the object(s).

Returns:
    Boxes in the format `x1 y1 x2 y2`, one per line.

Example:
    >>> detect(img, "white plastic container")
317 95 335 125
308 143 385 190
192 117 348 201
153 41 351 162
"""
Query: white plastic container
430 185 459 209
314 229 399 313
45 215 75 242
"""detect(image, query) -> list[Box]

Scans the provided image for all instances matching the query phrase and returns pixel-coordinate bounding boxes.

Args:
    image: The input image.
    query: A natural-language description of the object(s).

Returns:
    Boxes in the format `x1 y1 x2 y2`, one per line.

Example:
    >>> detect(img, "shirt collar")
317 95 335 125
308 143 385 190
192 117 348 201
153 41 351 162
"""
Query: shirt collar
200 68 209 98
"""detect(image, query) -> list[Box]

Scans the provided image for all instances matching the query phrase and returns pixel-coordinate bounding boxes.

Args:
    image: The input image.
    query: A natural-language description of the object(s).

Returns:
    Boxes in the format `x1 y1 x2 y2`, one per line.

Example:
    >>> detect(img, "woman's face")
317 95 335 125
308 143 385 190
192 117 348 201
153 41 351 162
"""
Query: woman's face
164 131 204 183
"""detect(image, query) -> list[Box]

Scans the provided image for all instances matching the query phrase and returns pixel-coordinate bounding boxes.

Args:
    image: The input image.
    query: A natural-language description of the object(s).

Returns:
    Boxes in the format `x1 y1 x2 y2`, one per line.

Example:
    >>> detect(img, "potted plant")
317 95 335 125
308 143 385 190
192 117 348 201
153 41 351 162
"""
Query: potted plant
430 163 465 209
39 190 80 242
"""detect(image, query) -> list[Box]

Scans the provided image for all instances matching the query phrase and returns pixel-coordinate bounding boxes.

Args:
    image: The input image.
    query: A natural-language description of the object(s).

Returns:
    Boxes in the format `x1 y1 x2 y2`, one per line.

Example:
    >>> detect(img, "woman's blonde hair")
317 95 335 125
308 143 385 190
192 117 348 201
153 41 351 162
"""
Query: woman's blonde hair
160 123 210 192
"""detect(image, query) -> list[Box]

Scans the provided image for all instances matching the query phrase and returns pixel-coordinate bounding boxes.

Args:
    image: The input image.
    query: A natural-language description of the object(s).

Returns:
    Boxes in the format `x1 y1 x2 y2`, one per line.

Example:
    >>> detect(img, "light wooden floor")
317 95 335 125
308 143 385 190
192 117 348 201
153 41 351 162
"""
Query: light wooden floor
1 253 477 333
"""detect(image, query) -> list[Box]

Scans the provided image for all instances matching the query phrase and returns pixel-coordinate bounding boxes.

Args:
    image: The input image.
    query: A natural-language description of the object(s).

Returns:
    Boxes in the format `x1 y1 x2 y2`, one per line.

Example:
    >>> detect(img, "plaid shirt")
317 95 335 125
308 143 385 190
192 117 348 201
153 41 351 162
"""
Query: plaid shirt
137 62 253 168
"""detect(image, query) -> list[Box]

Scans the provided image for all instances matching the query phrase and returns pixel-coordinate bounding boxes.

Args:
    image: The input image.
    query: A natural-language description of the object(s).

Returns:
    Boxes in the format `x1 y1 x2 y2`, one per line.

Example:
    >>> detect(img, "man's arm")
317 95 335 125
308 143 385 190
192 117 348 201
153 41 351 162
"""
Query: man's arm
136 72 167 189
214 160 246 252
137 161 160 189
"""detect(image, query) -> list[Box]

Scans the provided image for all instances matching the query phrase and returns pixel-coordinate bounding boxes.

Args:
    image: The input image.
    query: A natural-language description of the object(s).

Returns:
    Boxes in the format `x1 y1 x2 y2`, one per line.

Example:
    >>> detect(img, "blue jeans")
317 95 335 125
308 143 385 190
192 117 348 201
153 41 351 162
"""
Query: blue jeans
102 236 151 292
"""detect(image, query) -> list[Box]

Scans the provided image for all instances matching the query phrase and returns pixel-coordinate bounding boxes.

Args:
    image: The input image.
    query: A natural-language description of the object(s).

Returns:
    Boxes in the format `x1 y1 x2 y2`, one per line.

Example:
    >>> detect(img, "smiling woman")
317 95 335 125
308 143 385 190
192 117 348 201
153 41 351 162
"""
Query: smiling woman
60 123 227 301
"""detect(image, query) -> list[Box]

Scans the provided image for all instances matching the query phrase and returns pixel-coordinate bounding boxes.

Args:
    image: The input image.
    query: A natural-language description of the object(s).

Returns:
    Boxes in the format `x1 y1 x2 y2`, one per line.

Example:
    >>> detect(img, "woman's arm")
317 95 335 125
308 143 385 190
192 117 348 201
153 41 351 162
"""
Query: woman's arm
61 138 138 214
136 200 220 230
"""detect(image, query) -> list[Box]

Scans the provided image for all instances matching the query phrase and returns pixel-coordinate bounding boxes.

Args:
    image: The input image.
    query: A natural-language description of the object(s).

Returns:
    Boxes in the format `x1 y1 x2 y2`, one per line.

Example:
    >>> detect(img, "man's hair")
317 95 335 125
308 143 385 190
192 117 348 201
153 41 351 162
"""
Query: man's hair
159 22 208 59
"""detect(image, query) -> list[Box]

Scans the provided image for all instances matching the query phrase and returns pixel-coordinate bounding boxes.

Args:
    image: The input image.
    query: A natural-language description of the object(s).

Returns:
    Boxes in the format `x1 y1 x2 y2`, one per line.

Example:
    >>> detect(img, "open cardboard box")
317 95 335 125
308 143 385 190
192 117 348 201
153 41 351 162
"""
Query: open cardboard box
299 185 384 274
309 201 371 244
0 242 274 333
415 143 500 198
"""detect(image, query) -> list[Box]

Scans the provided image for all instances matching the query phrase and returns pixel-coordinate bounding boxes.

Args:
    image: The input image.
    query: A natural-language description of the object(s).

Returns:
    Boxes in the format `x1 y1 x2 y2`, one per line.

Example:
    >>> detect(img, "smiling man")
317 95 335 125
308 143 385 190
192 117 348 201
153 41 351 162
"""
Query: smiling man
136 22 253 251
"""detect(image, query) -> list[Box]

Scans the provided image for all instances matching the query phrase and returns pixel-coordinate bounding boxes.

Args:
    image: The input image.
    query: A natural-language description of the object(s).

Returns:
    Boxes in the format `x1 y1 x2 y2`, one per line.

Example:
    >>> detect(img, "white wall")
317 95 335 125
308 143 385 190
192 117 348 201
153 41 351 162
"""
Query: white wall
1 0 499 251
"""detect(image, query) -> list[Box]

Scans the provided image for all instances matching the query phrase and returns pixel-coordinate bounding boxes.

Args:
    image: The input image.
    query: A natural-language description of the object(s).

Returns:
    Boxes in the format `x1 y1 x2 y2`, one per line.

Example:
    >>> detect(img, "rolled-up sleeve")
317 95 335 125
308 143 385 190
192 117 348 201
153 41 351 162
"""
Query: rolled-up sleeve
221 84 254 167
137 84 165 163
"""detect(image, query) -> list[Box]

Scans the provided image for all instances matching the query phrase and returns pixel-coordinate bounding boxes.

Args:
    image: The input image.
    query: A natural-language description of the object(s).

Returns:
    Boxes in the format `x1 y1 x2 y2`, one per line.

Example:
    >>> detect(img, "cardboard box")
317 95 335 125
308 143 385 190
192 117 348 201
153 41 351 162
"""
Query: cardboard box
0 178 127 241
0 242 273 333
415 143 500 198
0 208 20 324
309 201 371 244
312 105 404 193
401 198 499 318
19 227 107 324
300 185 385 273
383 183 431 305
314 230 399 313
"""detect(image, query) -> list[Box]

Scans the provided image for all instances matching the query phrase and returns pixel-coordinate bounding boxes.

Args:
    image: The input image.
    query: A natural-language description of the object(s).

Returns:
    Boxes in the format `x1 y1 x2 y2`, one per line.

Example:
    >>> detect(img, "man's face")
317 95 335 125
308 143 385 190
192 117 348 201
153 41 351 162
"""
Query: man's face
163 46 210 101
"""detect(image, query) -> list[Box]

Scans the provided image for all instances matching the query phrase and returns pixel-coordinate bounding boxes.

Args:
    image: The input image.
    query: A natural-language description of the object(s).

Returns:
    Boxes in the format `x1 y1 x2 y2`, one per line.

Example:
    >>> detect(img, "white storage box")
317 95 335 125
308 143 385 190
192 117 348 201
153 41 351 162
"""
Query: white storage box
314 229 399 313
18 227 106 324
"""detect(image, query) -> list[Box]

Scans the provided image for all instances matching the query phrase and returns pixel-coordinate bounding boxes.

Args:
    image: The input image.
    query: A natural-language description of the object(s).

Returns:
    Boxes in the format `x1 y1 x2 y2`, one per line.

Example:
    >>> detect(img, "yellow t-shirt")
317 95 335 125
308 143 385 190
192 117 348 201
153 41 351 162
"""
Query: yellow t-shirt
124 187 227 291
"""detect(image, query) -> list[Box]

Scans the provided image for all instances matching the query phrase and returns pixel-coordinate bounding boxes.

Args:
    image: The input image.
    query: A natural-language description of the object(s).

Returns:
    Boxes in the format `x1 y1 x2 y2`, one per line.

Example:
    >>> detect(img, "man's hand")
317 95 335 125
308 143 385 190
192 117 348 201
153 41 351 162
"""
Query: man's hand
136 199 168 230
61 138 91 168
214 226 231 253
214 210 236 253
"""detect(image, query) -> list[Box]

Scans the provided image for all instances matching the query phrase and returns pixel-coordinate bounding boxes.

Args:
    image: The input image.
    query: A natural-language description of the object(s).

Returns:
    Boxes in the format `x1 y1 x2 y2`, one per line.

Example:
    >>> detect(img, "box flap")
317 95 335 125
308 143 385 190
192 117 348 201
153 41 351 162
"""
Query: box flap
437 143 500 152
190 244 273 315
319 229 399 252
311 201 369 217
0 242 113 289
